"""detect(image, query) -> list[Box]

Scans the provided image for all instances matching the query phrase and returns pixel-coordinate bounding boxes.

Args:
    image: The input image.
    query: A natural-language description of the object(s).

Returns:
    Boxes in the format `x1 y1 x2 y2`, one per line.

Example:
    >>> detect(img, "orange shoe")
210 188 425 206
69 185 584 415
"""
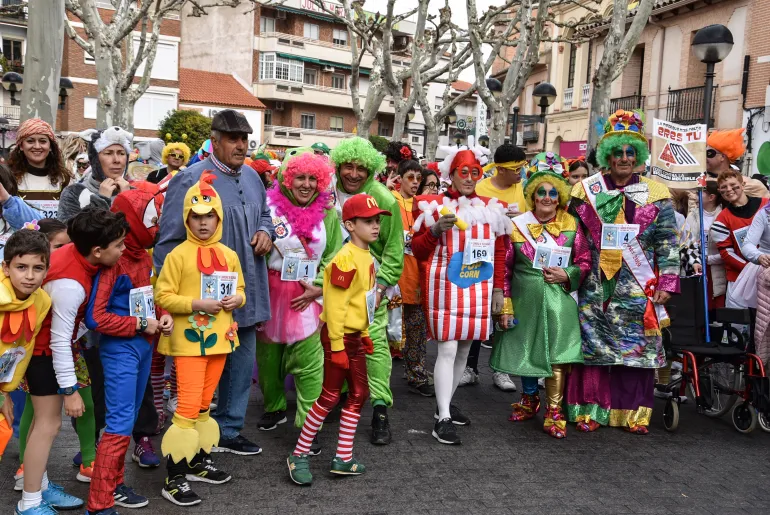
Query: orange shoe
14 464 23 491
76 462 93 483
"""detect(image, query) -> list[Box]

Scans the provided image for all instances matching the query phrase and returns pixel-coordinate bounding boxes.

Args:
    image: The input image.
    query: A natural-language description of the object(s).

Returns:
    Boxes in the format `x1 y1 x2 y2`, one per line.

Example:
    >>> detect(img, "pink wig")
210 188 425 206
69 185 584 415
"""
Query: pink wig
281 152 334 192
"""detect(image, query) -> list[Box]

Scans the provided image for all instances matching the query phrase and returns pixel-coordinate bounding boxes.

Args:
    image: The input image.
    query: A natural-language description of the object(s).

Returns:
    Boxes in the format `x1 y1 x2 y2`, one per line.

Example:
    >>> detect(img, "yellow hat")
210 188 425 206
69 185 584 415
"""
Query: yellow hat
183 171 224 245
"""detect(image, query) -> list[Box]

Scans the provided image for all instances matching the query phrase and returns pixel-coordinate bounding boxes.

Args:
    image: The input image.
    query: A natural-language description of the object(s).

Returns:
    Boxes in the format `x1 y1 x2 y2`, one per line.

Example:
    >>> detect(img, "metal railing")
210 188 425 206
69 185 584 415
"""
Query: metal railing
580 84 591 109
610 94 645 112
0 105 21 125
562 88 574 110
522 122 540 143
666 85 717 126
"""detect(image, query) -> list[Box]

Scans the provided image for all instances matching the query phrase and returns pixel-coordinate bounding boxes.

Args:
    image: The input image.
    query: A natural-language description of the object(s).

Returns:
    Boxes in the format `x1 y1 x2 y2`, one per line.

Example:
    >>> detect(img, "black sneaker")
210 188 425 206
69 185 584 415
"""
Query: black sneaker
187 456 232 484
409 383 435 397
113 483 149 508
432 418 461 445
308 436 322 456
370 411 392 445
162 476 202 507
433 404 471 426
257 410 287 431
212 434 262 455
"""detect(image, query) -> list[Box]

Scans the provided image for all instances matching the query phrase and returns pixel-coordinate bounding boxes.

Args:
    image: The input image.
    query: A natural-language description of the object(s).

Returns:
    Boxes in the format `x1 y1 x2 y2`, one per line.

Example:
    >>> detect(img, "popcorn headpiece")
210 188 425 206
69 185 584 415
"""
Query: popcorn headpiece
437 145 490 180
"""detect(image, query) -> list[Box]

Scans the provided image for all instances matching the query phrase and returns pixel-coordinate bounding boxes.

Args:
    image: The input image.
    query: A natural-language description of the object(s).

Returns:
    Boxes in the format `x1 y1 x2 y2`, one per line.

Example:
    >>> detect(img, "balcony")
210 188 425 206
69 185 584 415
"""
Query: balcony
522 122 540 143
562 88 574 110
666 85 717 126
0 0 27 22
580 84 591 109
610 94 645 112
265 124 357 148
0 105 20 126
255 79 395 114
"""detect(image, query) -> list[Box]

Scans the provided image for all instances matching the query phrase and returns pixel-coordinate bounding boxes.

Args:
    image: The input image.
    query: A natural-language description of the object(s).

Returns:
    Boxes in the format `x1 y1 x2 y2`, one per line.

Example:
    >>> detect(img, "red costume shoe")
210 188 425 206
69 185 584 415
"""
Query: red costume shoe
624 424 649 435
509 393 541 421
575 416 601 432
543 406 566 439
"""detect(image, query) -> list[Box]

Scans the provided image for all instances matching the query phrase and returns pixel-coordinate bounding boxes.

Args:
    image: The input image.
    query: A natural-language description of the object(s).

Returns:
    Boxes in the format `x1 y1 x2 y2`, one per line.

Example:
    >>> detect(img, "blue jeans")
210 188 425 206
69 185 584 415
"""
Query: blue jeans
214 324 257 439
521 376 539 395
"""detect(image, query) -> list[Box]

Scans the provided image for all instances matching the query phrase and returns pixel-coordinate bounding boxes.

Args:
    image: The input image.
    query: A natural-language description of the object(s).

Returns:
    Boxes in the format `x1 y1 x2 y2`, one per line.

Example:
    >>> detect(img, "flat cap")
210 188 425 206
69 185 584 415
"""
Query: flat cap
211 109 253 134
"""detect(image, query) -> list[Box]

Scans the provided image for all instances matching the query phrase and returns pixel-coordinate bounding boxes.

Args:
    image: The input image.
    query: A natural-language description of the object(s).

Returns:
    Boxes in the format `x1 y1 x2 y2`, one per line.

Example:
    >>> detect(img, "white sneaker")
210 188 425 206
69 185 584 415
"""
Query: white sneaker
537 377 545 389
458 366 479 387
13 466 23 491
166 396 178 414
493 372 517 392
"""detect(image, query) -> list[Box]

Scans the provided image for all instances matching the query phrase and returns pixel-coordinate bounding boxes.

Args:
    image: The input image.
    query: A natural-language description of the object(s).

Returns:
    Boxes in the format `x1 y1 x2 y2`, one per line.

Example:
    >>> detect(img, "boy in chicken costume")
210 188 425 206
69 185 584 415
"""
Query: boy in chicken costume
155 172 246 506
411 145 512 445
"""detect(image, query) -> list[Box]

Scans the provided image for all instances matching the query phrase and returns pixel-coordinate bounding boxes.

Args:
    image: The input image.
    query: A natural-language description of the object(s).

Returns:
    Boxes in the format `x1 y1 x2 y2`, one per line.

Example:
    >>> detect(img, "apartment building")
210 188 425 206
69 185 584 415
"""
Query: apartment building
180 0 415 152
546 0 749 158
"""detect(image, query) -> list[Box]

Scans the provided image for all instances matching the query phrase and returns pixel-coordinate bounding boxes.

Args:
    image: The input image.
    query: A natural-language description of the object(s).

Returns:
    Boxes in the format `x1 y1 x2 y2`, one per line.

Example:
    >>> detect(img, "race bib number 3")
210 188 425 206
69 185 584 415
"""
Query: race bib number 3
281 254 318 283
533 245 571 270
129 285 156 320
601 224 640 250
201 271 238 301
463 238 494 266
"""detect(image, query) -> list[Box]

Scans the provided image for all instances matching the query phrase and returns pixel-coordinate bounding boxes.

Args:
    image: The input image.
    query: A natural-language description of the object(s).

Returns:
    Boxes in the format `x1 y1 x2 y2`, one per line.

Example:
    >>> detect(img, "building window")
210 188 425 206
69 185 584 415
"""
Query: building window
259 53 275 80
330 116 343 132
333 28 348 46
260 16 275 33
411 136 420 143
304 22 320 40
2 39 22 67
567 43 577 89
585 40 593 85
378 121 391 137
264 109 272 126
304 68 317 85
331 74 345 90
259 52 303 83
132 37 179 81
301 113 316 129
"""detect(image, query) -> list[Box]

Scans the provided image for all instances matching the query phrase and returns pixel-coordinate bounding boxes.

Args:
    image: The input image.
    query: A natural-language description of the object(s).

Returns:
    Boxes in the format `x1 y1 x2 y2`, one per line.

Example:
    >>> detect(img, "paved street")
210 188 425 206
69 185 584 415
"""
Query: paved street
2 346 769 514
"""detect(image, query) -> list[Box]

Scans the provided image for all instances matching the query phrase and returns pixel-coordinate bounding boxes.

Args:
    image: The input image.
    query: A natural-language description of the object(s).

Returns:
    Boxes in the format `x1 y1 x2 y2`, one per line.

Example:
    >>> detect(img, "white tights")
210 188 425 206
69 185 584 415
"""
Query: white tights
434 340 472 421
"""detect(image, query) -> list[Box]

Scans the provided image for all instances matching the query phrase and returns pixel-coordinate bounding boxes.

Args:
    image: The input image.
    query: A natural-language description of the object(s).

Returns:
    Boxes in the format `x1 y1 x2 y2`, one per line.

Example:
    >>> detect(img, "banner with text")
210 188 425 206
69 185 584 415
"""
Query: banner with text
650 118 707 190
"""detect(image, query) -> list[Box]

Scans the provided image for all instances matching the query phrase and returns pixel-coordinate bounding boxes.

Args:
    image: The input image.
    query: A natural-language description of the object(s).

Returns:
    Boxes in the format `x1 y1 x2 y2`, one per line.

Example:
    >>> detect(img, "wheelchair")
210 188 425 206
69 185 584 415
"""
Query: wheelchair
656 277 770 433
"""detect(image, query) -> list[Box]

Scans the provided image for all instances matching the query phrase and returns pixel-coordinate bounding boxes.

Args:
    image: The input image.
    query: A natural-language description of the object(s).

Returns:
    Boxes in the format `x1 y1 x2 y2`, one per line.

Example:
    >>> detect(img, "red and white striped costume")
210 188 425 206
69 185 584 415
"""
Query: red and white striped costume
412 193 511 342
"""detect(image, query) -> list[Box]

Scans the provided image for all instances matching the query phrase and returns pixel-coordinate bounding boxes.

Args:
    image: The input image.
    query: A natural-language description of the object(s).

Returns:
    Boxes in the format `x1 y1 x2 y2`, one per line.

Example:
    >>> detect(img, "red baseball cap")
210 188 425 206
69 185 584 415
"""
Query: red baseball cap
342 194 392 221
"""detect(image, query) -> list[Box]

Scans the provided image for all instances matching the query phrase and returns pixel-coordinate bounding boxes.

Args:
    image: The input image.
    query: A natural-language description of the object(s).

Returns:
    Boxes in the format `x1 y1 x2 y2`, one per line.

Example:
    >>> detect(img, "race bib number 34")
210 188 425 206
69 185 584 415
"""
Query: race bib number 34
201 271 238 300
463 238 494 266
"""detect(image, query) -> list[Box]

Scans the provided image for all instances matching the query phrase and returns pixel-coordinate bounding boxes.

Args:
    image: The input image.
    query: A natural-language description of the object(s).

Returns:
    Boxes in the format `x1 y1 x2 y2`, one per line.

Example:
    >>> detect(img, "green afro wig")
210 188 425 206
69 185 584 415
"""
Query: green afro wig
523 171 572 210
330 137 386 176
596 133 650 169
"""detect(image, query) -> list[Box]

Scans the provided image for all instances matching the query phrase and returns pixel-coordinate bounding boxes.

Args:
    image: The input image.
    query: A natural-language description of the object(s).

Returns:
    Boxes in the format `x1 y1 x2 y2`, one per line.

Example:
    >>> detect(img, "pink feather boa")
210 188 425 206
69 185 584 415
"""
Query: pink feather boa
266 184 330 243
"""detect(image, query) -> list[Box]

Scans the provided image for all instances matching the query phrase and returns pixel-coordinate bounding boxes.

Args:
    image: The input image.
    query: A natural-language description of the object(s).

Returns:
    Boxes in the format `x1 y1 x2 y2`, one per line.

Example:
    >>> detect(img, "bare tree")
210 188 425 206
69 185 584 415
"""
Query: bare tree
64 0 234 131
20 0 66 128
586 0 654 151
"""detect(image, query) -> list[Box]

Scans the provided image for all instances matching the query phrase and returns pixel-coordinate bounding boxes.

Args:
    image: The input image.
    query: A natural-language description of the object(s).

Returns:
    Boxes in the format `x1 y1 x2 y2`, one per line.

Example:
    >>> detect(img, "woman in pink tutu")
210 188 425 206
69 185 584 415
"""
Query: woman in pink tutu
255 148 342 454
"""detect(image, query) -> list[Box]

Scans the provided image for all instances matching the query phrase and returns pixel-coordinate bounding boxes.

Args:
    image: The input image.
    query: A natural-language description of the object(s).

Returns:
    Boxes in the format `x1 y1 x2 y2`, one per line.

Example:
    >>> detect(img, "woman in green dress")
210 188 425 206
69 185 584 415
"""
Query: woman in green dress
490 153 591 438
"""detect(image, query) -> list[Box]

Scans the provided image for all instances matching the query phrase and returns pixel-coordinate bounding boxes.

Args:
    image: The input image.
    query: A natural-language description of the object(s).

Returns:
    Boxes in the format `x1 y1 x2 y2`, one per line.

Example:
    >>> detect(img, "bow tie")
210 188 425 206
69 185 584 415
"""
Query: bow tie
596 183 649 224
527 221 561 239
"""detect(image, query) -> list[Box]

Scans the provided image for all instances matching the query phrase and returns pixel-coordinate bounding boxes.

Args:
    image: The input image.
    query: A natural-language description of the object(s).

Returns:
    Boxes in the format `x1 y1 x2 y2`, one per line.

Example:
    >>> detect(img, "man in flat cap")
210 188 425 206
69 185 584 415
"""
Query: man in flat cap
155 109 275 457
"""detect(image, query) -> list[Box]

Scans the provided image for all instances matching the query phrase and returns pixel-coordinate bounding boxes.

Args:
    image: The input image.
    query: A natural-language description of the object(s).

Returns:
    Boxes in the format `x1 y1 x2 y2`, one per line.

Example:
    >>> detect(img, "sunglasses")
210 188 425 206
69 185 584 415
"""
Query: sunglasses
456 167 483 181
76 161 89 169
535 187 559 199
403 173 422 182
612 148 636 159
706 149 718 158
168 153 184 159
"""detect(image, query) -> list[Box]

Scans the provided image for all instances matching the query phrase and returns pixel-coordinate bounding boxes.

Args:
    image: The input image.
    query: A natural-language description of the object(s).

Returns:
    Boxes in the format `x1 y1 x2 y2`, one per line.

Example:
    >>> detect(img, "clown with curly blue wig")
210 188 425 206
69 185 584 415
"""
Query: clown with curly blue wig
490 151 591 439
565 109 679 435
254 148 343 445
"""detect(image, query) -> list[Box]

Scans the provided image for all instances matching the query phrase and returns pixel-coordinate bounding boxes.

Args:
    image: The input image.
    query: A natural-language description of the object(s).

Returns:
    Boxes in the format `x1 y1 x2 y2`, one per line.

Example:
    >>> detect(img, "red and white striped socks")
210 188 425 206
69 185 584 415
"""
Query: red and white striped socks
335 409 361 462
293 403 330 456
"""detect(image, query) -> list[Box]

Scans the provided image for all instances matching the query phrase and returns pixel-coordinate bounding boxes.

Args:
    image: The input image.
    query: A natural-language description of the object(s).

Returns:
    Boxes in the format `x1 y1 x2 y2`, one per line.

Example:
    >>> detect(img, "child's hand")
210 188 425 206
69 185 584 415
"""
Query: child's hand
159 314 174 336
63 391 85 418
361 336 375 355
221 295 243 312
0 393 13 426
0 180 9 203
144 318 160 335
330 349 349 369
192 299 222 314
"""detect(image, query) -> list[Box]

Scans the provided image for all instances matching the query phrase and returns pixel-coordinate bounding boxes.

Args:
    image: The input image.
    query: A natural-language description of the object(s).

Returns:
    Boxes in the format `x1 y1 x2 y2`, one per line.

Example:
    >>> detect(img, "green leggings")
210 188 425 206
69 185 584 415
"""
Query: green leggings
367 302 393 407
19 387 96 466
255 333 323 428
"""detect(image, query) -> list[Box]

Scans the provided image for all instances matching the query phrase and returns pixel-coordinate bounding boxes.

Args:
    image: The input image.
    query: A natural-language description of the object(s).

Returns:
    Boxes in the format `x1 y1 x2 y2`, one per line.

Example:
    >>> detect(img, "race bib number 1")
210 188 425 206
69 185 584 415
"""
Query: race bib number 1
129 285 156 320
281 254 317 283
601 223 640 250
463 238 494 266
201 271 238 300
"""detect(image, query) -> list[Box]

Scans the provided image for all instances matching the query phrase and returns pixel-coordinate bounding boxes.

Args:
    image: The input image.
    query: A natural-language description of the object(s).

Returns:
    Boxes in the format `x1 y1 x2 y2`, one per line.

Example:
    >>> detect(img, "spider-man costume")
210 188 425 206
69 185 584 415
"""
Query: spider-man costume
84 187 165 513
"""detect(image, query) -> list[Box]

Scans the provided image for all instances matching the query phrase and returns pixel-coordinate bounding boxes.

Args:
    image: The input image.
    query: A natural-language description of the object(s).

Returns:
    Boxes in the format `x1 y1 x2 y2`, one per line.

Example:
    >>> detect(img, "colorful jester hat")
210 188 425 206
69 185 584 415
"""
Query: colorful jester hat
596 109 650 169
184 171 228 275
523 152 571 210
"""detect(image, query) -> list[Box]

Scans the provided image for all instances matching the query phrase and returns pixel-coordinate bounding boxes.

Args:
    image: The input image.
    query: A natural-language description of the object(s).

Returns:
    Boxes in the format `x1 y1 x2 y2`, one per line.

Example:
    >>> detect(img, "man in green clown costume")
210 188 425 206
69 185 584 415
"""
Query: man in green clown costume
330 137 404 445
255 148 343 457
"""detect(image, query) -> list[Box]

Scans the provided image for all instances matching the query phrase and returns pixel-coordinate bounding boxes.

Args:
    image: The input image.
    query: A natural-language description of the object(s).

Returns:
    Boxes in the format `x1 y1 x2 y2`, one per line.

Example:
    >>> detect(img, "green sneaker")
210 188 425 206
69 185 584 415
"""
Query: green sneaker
287 454 312 485
330 456 366 475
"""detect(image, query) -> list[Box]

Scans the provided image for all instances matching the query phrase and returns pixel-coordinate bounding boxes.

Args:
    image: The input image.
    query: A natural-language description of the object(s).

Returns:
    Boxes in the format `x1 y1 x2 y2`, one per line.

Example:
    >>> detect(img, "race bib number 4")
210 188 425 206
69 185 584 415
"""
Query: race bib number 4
533 245 571 270
26 200 59 220
129 285 156 320
201 271 238 300
463 238 494 266
601 224 640 250
281 254 318 283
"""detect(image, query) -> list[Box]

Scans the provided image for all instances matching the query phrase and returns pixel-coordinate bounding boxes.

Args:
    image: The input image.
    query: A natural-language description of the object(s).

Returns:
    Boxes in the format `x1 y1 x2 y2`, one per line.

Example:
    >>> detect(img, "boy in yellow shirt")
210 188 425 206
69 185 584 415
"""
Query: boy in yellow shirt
0 230 51 462
155 172 245 507
287 194 390 486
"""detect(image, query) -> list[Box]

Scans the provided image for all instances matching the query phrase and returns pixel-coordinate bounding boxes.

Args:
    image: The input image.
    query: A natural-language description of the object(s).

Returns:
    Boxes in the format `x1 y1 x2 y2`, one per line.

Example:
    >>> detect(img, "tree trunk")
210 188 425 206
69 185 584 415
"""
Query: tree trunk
95 42 119 128
425 126 439 161
587 80 611 152
392 100 407 142
488 107 508 154
19 0 65 128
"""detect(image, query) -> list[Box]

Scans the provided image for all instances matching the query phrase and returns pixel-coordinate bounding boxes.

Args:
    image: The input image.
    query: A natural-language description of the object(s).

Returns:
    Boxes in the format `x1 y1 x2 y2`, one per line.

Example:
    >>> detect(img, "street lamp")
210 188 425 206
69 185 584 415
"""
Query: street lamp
444 108 457 137
58 77 74 110
532 82 557 122
692 24 733 130
510 106 520 146
486 78 503 99
0 116 9 159
453 131 465 147
1 72 23 106
479 135 489 148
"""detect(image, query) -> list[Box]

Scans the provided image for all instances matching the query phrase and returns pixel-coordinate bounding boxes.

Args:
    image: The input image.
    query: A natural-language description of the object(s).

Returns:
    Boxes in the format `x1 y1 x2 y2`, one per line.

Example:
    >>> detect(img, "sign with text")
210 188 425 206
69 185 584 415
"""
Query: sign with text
650 118 706 190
